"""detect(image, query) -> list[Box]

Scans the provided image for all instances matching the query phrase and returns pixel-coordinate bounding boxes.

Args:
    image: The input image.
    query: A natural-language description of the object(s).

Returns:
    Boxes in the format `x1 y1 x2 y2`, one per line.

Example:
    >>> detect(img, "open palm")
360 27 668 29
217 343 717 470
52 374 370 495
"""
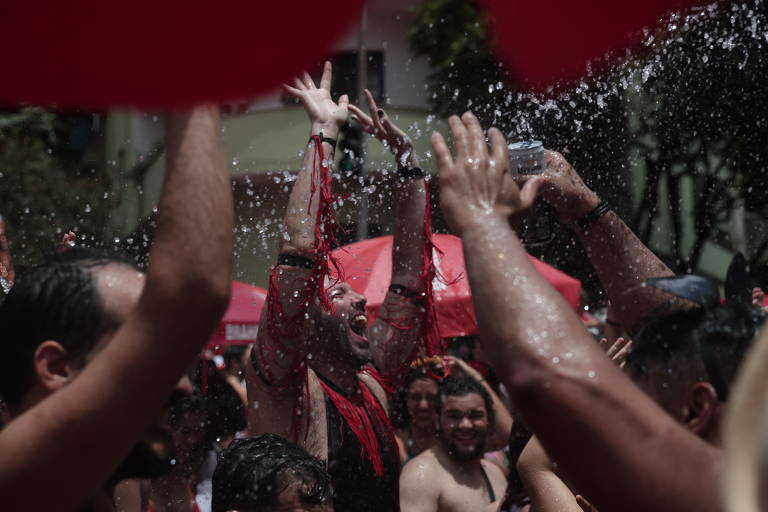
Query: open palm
283 61 348 128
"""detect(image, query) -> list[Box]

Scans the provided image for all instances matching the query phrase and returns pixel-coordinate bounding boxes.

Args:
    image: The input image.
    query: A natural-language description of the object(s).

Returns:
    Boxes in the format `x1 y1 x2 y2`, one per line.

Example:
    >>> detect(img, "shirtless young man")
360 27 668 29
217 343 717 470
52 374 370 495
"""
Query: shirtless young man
431 112 743 512
400 375 506 512
246 63 429 512
0 107 233 511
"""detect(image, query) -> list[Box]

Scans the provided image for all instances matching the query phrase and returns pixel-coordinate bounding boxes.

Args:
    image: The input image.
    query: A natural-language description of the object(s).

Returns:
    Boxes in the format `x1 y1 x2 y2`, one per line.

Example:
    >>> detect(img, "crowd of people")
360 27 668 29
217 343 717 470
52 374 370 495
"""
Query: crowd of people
1 61 768 512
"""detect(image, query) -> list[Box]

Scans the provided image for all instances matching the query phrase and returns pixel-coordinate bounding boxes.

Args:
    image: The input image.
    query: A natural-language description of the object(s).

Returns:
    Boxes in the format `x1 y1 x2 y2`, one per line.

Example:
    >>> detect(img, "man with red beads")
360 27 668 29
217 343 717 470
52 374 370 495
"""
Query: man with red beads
246 62 433 512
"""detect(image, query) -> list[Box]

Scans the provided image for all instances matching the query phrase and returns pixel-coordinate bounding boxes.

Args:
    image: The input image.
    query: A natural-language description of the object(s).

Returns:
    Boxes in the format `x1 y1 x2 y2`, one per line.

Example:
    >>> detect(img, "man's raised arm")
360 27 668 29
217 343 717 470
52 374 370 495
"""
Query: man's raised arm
246 62 348 437
0 106 233 510
529 151 676 332
349 90 428 375
432 113 721 512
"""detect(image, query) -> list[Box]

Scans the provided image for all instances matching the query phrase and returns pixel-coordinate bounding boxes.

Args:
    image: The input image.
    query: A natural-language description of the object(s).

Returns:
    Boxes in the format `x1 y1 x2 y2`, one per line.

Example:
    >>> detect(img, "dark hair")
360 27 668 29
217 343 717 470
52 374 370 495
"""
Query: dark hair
0 248 139 406
390 365 440 429
627 303 764 401
212 434 333 512
201 367 246 443
436 375 495 427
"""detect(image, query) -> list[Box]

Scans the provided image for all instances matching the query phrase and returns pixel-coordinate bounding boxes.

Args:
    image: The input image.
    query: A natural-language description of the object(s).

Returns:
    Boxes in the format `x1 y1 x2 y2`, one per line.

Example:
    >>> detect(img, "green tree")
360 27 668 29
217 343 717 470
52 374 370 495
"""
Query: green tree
0 108 113 266
410 0 768 284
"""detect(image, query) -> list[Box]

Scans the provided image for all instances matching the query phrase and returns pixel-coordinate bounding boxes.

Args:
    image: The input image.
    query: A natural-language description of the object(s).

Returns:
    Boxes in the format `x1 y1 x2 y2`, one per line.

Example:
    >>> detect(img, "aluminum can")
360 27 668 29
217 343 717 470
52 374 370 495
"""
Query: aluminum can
508 140 553 246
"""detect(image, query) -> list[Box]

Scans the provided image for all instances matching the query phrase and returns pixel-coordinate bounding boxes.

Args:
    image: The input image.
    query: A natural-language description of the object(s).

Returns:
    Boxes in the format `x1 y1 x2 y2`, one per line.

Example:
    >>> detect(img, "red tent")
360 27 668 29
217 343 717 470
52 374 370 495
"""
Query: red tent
331 234 581 338
207 281 267 353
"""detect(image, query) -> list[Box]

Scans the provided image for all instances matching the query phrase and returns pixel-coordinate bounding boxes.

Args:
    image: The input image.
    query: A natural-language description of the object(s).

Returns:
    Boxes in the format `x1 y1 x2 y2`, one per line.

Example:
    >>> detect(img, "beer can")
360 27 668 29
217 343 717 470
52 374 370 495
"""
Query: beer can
508 141 554 246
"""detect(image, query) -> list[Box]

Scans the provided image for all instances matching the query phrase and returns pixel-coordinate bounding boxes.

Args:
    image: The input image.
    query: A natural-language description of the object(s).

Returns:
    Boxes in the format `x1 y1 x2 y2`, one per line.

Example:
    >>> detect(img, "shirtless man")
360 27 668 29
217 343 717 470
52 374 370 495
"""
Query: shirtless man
400 375 506 512
0 107 232 511
247 62 429 512
431 112 741 512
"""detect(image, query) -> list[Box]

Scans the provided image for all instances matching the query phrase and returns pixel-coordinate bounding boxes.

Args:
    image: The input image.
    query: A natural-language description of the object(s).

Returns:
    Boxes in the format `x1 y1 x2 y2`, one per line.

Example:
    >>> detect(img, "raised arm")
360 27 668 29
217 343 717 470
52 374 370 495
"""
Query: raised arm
532 151 676 332
349 90 428 375
0 106 233 510
517 436 584 512
246 62 349 438
432 113 722 512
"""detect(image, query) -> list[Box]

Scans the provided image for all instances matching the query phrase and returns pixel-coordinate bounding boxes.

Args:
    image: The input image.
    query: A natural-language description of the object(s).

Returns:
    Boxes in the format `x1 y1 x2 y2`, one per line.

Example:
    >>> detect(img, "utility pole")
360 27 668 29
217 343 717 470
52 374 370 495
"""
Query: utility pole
355 1 369 241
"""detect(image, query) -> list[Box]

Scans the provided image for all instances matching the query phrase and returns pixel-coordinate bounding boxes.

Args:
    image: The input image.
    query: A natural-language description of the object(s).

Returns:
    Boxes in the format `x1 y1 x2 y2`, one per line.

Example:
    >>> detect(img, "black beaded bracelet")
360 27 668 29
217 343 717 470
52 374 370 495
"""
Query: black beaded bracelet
309 131 337 148
397 166 425 179
576 201 611 232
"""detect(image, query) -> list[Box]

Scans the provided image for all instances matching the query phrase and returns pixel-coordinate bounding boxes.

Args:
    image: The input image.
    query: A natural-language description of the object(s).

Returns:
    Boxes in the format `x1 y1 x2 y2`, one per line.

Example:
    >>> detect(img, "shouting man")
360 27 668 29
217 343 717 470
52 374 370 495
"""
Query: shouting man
246 62 432 512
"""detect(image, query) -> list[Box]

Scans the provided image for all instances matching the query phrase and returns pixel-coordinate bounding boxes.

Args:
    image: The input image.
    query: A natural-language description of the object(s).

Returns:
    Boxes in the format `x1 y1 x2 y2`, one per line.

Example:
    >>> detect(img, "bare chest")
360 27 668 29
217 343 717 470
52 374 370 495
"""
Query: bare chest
437 465 504 512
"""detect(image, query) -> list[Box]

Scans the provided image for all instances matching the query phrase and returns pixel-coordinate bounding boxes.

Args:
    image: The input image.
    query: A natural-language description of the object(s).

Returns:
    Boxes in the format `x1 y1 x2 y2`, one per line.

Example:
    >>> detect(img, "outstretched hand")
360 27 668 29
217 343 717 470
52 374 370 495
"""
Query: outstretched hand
519 151 599 224
598 336 632 368
431 112 541 236
348 89 413 165
282 61 348 132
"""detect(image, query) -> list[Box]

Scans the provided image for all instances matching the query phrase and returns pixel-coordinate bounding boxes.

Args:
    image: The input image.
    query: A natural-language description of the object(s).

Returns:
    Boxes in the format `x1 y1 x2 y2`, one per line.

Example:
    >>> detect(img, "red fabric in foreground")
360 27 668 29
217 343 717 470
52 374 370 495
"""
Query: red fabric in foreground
207 281 267 352
0 2 361 108
481 0 709 90
331 234 582 338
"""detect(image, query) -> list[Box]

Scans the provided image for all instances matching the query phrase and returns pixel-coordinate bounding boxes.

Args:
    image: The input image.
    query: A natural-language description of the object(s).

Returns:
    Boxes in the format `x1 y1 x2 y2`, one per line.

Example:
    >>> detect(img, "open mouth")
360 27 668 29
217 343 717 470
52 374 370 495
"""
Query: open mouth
350 312 368 336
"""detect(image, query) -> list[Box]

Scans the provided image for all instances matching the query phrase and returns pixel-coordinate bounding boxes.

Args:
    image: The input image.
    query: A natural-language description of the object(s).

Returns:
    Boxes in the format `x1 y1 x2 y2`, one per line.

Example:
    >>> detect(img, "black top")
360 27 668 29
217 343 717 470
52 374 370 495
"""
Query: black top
480 463 496 503
322 377 400 512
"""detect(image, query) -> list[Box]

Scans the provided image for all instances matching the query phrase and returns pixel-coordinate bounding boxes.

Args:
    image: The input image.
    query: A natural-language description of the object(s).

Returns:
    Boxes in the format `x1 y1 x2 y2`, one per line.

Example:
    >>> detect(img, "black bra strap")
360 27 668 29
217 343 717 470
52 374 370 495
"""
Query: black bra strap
480 464 496 503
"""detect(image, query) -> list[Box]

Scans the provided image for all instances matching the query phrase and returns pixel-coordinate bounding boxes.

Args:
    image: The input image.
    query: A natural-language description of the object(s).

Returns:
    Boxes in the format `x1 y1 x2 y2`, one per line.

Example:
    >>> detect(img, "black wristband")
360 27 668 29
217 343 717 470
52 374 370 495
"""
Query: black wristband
397 166 425 179
309 131 337 148
277 253 317 269
576 201 611 232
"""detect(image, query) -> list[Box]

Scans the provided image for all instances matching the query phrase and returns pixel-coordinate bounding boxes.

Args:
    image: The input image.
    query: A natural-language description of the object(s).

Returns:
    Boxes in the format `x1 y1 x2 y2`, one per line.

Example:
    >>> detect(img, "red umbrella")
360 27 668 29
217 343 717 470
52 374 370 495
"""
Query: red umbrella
481 0 705 90
331 234 581 338
0 1 361 108
207 281 267 353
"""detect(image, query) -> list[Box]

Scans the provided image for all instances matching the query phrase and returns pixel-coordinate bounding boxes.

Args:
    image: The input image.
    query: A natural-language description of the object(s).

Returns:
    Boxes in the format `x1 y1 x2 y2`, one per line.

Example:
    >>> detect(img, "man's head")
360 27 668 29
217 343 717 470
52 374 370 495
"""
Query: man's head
306 277 370 373
627 303 764 440
436 375 494 462
212 434 334 512
0 247 185 479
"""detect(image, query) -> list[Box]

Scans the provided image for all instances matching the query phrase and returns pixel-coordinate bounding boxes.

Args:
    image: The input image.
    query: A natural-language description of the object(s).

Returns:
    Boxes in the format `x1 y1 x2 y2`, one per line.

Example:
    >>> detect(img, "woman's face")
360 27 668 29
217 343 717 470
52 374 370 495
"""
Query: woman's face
406 378 439 429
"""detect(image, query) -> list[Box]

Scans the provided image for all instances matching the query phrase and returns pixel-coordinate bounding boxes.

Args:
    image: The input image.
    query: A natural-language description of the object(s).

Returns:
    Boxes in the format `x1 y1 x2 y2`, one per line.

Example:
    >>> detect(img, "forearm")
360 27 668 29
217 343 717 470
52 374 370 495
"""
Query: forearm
391 153 427 287
148 107 233 309
281 122 339 256
576 209 675 332
461 219 720 512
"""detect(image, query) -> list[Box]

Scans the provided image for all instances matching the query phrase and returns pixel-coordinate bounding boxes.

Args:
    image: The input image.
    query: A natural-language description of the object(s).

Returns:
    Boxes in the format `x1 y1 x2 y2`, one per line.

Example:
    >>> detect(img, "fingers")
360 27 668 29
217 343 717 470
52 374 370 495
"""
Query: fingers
518 176 542 211
613 339 632 369
431 131 454 172
301 71 316 89
488 127 509 168
338 94 349 110
348 104 373 127
292 76 307 91
448 115 468 160
281 83 303 98
462 112 486 160
320 61 332 90
365 89 385 134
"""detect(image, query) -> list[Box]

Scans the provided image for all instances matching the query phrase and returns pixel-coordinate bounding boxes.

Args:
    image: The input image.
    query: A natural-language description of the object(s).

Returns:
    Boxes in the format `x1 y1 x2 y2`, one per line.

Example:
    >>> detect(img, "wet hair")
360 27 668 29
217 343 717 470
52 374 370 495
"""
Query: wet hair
0 247 139 406
202 367 246 443
626 303 764 401
212 434 333 512
436 375 495 426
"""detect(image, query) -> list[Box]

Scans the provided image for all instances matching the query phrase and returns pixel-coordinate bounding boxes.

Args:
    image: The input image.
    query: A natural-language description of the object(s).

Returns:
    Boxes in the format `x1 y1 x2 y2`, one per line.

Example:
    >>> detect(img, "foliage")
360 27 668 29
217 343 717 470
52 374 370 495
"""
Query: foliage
410 0 768 283
0 108 113 266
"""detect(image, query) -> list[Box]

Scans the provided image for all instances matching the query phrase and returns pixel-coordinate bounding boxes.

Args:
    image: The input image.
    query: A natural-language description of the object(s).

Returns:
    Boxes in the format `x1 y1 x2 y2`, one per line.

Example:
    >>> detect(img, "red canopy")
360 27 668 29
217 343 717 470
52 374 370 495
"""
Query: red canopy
481 0 706 90
0 1 361 108
331 234 581 338
207 281 267 353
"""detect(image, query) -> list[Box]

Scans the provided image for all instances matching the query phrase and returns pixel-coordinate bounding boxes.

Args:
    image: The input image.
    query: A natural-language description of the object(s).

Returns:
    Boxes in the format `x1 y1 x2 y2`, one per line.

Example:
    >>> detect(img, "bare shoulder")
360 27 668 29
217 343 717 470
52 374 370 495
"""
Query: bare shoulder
358 369 389 411
401 448 443 481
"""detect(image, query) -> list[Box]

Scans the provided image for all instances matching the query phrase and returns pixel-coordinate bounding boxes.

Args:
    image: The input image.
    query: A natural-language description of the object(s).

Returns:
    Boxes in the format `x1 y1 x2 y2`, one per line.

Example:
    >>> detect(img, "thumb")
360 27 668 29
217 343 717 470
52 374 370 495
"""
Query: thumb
338 94 349 109
518 176 543 211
